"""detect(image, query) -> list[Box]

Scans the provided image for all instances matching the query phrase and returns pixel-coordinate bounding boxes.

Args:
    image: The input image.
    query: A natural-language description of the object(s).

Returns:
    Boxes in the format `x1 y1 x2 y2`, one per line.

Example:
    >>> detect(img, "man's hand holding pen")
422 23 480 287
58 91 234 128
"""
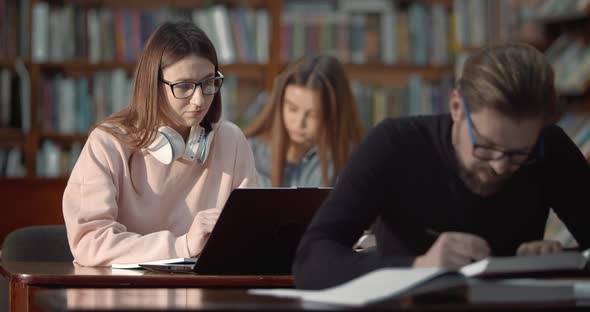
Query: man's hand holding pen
413 230 491 269
517 240 563 256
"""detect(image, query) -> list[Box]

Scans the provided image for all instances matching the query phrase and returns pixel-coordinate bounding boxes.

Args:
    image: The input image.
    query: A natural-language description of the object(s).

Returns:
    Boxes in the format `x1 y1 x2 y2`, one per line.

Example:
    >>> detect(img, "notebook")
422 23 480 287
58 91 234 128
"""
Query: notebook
250 267 451 306
251 251 590 307
129 187 332 275
251 267 578 306
460 250 590 278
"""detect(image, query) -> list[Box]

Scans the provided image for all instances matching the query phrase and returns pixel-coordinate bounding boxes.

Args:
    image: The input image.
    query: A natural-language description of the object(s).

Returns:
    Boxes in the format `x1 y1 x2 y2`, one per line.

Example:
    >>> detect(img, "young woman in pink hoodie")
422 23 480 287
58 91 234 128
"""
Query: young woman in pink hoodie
63 22 258 267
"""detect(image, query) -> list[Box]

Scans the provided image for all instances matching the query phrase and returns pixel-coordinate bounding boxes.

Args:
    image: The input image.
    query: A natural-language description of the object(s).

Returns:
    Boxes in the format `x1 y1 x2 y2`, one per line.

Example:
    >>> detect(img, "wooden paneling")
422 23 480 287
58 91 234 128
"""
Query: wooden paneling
0 178 67 246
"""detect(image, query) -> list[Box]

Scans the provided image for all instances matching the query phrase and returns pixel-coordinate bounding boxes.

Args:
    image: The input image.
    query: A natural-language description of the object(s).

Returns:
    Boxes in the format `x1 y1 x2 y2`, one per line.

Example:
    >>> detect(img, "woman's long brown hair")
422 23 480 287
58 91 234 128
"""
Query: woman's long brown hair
243 55 364 186
93 22 222 190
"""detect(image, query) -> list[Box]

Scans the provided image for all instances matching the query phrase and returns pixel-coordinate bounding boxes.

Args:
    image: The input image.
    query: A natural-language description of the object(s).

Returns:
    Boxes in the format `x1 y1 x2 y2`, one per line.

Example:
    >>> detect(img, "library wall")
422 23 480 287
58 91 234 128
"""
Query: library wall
0 0 589 244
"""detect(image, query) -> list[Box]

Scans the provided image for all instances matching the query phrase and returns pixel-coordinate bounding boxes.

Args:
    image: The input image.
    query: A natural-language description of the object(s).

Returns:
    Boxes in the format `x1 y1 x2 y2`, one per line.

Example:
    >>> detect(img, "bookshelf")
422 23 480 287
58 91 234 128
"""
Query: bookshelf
528 1 590 161
0 0 460 179
14 0 590 177
451 0 590 162
0 0 280 178
0 0 587 246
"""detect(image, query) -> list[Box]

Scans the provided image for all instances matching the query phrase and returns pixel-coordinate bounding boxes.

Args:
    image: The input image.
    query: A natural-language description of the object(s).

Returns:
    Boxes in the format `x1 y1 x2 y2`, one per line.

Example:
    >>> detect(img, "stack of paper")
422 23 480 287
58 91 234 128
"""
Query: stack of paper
111 258 198 270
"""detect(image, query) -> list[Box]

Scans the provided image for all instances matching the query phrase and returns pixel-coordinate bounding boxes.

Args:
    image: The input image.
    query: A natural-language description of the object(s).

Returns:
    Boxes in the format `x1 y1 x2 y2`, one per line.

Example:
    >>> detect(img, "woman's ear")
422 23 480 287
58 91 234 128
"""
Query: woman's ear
449 89 463 123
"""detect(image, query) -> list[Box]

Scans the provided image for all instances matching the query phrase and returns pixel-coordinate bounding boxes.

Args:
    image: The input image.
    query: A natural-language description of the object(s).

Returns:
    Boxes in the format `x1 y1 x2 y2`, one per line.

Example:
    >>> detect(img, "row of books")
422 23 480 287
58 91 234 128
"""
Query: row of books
454 34 590 97
454 0 590 48
545 35 590 95
39 70 132 134
283 0 560 55
558 112 590 160
13 0 590 65
0 69 21 128
279 0 587 66
220 77 266 128
37 70 458 137
34 84 261 177
0 147 26 177
27 110 590 178
533 0 590 20
31 2 270 64
351 74 453 129
453 0 531 49
280 1 450 65
0 0 28 58
34 73 456 177
38 70 266 135
0 62 30 131
36 140 81 178
22 71 590 151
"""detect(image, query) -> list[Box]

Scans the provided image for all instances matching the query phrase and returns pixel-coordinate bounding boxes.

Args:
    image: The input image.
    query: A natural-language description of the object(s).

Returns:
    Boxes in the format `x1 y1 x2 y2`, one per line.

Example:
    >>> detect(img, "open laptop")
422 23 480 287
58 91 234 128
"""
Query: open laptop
139 187 332 275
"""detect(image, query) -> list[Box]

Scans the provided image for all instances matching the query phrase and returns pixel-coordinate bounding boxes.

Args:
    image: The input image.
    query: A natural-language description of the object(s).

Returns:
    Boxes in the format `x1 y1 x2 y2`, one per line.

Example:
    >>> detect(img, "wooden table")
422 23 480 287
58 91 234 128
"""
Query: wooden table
0 261 293 312
31 287 587 311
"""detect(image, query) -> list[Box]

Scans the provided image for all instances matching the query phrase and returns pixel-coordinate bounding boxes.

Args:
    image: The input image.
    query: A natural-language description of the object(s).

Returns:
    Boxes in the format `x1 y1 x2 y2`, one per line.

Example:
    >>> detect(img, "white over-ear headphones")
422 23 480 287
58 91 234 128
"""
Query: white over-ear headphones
146 125 214 165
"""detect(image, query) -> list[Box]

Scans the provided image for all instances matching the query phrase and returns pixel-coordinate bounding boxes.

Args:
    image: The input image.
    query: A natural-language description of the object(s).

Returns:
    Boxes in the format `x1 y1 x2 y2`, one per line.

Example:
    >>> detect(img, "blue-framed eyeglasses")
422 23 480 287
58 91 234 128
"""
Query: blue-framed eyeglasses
461 95 543 165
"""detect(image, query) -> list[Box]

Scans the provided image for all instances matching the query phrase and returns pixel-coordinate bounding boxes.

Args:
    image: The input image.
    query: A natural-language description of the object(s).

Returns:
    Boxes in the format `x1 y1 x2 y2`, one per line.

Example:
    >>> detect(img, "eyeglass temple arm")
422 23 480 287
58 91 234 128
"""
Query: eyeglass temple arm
461 96 477 144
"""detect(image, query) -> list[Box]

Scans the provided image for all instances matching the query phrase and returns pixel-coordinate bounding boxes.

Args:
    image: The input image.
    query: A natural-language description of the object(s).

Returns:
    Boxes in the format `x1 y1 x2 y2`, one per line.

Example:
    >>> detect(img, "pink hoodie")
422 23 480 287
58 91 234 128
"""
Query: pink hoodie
63 121 258 266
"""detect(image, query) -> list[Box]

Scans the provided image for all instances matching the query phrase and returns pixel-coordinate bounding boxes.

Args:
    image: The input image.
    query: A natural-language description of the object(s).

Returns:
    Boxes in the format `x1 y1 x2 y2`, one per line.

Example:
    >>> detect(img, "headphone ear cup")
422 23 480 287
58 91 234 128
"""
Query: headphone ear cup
147 127 185 164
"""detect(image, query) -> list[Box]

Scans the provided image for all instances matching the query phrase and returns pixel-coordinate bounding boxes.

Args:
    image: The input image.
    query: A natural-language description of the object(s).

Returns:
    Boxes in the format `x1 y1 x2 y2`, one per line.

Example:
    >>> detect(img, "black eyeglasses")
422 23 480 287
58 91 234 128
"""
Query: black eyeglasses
160 71 224 99
461 94 543 165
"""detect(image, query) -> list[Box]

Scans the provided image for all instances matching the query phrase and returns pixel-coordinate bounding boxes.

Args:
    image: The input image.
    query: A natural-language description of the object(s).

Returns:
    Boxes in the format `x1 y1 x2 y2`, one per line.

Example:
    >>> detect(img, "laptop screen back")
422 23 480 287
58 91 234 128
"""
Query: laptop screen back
194 187 332 275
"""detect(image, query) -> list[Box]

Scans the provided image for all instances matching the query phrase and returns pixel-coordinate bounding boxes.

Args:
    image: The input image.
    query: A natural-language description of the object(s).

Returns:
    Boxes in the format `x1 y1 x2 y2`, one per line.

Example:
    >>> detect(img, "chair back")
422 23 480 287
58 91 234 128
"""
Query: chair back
1 225 73 261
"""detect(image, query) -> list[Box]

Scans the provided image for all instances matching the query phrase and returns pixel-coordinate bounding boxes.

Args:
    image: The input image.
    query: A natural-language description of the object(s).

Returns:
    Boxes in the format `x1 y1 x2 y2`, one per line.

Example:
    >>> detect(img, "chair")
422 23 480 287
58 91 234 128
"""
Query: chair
1 225 73 262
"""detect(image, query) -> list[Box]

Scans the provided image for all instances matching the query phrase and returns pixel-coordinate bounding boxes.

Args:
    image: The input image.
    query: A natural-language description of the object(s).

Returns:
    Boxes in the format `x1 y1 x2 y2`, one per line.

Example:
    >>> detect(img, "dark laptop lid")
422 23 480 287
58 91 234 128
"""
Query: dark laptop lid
194 187 332 275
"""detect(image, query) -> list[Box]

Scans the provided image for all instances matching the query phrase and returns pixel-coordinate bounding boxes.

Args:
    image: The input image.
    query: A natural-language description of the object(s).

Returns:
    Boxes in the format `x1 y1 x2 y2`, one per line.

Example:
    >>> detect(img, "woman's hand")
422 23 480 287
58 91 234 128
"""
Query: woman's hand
186 208 222 256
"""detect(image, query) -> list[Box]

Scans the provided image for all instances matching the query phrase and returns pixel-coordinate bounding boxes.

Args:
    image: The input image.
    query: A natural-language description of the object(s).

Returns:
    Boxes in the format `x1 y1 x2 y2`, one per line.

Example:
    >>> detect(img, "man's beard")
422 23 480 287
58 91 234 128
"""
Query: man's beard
457 160 508 197
452 122 509 197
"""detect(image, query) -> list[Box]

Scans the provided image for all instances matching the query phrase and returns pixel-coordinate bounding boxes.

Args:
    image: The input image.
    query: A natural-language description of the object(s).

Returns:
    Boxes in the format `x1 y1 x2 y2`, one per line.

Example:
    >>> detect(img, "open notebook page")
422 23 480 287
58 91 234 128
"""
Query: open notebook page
250 267 452 306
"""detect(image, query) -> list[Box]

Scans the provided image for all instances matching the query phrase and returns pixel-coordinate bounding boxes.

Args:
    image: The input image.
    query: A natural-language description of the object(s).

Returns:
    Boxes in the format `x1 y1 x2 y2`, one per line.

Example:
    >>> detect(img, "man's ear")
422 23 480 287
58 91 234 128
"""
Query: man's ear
449 89 463 123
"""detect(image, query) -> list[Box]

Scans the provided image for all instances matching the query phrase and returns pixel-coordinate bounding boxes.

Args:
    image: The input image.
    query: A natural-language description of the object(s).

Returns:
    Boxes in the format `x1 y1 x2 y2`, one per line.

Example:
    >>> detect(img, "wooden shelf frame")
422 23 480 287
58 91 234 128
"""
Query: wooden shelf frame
38 62 268 78
0 128 27 148
40 132 89 144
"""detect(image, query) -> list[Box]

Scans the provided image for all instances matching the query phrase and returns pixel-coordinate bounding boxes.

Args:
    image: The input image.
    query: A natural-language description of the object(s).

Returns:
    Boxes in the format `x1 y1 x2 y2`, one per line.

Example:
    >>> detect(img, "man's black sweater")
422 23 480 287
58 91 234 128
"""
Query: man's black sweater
293 115 590 289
